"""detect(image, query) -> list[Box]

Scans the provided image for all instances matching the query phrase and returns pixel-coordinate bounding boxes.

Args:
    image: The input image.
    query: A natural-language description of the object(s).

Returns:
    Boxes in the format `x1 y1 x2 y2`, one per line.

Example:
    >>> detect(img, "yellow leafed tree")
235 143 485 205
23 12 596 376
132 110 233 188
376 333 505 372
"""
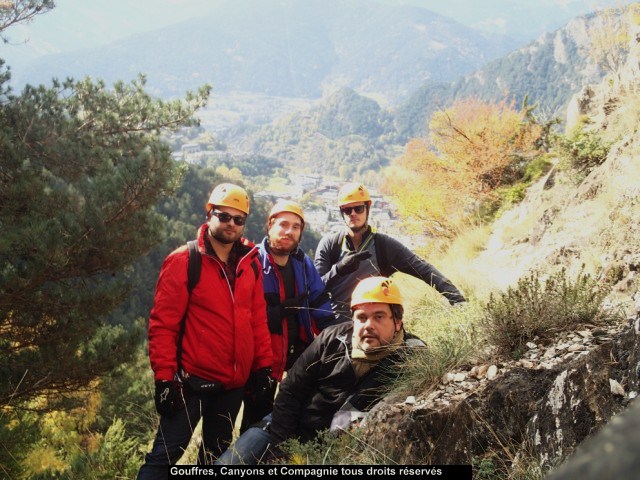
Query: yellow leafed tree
386 97 542 238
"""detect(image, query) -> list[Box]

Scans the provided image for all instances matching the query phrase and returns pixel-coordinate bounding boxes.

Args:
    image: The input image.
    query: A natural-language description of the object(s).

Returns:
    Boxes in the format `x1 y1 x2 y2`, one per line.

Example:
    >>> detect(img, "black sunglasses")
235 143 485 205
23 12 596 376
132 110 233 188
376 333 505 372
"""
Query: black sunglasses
341 205 366 215
211 210 247 226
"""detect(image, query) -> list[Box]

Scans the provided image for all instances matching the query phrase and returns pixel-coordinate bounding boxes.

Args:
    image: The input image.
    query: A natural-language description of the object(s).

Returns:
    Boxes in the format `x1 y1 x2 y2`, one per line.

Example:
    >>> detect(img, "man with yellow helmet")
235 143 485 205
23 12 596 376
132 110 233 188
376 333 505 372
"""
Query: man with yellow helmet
315 182 465 320
139 183 272 477
216 276 425 465
239 199 335 432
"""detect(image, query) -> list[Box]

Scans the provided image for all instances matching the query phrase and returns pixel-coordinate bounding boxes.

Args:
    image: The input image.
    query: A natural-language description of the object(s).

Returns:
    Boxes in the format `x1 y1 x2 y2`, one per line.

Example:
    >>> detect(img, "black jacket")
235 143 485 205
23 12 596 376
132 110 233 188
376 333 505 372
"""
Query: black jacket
269 321 423 443
314 228 466 319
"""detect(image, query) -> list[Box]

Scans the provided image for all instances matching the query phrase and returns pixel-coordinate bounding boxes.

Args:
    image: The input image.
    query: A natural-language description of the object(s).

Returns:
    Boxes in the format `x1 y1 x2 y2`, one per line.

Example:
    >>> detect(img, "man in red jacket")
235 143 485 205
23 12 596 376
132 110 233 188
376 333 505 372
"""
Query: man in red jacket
138 183 272 479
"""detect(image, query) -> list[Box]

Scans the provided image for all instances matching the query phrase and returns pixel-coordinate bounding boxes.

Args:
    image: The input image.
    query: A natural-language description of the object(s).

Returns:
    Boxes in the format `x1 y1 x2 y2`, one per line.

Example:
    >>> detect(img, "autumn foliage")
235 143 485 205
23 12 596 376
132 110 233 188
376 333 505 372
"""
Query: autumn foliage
385 98 543 237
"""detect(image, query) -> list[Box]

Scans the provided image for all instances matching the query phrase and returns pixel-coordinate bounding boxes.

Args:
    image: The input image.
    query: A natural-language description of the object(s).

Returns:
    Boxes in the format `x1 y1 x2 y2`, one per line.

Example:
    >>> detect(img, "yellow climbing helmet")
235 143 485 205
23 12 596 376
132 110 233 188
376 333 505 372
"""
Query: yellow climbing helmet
205 183 250 215
268 200 305 224
337 182 371 207
350 276 403 308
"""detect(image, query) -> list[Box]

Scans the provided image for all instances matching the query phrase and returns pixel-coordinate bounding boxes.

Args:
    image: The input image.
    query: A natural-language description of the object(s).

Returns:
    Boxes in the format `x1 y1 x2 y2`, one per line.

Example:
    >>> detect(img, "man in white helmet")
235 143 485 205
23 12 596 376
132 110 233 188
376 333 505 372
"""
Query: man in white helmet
216 276 425 465
138 183 272 478
315 182 466 321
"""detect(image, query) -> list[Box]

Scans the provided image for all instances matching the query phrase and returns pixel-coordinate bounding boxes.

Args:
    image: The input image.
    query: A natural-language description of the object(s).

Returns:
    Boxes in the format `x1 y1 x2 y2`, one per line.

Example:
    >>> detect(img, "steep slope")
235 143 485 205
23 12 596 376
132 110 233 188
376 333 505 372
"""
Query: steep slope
466 30 640 307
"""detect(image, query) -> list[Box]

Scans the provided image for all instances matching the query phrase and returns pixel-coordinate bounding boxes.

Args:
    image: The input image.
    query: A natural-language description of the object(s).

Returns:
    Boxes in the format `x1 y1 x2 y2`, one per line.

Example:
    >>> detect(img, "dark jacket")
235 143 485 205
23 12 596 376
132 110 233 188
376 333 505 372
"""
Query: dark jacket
314 227 466 319
269 321 423 443
257 237 335 381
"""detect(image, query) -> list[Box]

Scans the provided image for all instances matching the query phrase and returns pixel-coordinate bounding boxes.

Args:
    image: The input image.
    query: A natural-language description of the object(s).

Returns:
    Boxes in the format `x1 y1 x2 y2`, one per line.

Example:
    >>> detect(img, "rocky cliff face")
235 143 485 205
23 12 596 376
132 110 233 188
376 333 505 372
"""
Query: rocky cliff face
362 321 639 470
361 17 640 476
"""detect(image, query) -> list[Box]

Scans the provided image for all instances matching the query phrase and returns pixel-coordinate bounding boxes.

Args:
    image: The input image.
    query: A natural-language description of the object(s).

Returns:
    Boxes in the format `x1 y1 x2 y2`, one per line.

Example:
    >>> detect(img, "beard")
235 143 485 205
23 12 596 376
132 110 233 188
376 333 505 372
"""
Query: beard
269 235 299 255
210 225 241 245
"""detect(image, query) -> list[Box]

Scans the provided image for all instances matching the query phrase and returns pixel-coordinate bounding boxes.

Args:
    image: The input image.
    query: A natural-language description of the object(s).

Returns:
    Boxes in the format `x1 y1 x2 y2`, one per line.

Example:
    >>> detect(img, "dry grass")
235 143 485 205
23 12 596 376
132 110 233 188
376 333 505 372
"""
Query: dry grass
393 290 484 394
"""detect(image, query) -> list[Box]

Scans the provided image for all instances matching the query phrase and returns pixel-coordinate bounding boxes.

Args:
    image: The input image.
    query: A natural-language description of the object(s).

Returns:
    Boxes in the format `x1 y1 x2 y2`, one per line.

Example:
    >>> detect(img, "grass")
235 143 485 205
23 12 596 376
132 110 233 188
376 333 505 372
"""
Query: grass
265 176 294 194
384 284 484 395
411 224 492 302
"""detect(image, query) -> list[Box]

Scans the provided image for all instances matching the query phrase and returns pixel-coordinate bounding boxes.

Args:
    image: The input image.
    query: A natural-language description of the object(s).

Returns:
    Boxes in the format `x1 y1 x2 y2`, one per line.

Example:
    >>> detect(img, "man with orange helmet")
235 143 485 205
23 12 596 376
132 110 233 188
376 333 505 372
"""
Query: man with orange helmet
315 182 465 321
240 200 335 432
138 183 272 478
216 276 425 465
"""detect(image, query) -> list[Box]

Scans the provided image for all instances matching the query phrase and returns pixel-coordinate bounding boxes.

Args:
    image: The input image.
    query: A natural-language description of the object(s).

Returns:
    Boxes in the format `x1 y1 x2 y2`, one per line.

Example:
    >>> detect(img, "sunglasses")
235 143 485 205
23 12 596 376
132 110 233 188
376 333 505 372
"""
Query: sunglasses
341 205 366 215
211 210 247 226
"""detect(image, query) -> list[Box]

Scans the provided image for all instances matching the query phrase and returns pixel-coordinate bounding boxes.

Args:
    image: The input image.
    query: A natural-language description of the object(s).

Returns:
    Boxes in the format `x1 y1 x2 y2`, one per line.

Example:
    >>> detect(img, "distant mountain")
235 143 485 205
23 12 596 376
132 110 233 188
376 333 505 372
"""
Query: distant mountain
10 0 515 102
393 14 605 139
223 11 611 177
377 0 626 44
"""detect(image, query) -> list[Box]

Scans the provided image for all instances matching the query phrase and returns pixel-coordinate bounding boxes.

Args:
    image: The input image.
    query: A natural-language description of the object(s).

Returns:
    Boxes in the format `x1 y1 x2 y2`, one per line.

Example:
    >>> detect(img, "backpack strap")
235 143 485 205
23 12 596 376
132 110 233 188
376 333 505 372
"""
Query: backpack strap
186 240 201 293
373 232 391 277
329 231 347 265
176 240 201 378
250 257 260 280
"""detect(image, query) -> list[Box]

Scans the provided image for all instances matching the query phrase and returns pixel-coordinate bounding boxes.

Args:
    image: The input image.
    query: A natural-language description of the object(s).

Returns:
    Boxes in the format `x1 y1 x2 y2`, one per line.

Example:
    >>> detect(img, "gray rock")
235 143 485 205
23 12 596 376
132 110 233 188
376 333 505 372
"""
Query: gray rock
546 399 640 480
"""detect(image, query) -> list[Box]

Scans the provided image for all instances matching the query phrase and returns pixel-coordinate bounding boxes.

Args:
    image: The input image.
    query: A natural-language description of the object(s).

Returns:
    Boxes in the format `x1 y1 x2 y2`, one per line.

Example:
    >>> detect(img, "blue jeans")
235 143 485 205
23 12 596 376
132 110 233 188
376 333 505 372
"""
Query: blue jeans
215 414 273 465
137 387 244 479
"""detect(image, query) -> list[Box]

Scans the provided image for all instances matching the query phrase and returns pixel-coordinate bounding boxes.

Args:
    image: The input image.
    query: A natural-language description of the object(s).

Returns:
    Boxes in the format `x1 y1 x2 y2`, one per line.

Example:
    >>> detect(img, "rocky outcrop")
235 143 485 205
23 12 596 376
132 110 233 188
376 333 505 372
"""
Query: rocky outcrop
361 322 639 471
546 396 640 480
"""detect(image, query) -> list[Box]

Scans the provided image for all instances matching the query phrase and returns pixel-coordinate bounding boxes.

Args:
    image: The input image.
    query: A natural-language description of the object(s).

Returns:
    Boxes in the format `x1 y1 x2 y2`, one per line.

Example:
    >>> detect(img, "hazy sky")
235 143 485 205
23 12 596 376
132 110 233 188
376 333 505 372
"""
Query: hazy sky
0 0 630 69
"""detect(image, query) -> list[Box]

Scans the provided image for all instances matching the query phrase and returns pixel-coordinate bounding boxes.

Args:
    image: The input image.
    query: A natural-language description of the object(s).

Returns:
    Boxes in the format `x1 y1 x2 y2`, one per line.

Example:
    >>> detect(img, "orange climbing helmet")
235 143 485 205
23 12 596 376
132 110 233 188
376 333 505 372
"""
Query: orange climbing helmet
268 200 305 224
337 182 372 207
350 276 403 308
205 183 250 215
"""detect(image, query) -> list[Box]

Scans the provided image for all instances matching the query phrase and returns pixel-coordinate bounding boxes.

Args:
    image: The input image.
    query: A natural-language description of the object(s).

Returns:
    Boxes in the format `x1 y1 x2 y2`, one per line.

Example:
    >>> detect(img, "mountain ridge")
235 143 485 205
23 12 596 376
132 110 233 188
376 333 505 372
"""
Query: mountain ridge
8 0 515 102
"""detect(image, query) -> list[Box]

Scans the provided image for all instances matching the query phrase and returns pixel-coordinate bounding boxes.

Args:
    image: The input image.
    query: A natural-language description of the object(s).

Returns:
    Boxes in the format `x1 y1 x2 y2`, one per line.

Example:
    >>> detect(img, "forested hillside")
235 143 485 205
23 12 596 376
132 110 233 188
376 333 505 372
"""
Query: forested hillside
224 87 397 179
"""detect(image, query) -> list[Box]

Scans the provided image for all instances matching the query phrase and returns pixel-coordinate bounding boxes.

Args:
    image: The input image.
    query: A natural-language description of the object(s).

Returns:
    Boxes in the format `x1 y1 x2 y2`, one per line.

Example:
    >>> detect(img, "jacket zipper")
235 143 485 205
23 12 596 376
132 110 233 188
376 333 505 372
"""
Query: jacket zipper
270 252 288 377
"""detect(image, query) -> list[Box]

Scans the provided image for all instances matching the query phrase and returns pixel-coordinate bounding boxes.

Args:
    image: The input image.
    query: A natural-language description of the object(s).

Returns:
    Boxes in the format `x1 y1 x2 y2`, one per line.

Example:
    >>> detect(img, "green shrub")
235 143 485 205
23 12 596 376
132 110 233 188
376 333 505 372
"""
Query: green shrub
278 428 391 465
557 126 612 174
68 418 140 480
481 268 615 357
472 456 502 480
522 155 553 183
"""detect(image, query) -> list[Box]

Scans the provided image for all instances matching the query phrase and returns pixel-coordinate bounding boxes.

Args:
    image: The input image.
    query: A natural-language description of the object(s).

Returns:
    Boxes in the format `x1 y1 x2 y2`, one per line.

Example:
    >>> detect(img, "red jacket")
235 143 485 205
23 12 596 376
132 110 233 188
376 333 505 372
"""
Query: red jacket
148 224 272 389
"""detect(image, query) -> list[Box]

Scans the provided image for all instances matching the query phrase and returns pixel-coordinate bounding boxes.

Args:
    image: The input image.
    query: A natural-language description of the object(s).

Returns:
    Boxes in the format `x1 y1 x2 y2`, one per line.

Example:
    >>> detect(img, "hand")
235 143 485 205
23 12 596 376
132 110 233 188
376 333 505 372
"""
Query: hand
154 380 184 417
248 367 276 399
245 367 278 411
335 250 372 276
280 292 309 316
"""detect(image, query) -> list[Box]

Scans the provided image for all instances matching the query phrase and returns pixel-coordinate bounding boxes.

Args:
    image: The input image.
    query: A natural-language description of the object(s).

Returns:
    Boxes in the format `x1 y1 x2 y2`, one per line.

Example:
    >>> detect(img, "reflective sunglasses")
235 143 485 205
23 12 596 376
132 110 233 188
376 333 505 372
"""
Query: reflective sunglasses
341 205 366 215
211 210 247 226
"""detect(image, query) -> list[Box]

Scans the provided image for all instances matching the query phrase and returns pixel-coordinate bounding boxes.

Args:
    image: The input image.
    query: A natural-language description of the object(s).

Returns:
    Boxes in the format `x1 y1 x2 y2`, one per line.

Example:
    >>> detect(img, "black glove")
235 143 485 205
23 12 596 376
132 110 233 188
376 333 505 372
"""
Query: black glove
154 380 184 417
248 367 276 399
335 250 372 276
280 292 309 316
